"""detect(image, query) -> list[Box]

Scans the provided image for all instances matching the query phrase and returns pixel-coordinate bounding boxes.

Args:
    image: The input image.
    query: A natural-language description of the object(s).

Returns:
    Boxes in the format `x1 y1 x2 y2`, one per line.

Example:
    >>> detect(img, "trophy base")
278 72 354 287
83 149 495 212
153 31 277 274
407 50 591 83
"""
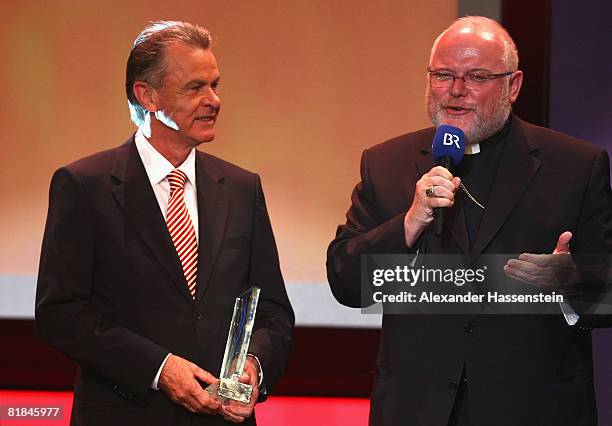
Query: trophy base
205 379 252 404
219 378 252 404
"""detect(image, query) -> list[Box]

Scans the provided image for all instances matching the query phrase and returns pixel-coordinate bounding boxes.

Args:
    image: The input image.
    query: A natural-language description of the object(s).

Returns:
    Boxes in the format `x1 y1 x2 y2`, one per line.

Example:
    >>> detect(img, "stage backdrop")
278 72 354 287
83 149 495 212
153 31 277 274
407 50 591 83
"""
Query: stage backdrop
549 1 612 422
0 0 456 297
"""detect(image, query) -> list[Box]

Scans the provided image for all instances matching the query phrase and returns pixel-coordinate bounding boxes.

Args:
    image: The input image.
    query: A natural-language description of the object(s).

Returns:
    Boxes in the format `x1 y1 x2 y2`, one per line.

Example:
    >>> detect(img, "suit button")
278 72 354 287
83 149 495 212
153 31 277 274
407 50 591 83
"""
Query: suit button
449 381 459 391
194 311 202 320
464 322 474 333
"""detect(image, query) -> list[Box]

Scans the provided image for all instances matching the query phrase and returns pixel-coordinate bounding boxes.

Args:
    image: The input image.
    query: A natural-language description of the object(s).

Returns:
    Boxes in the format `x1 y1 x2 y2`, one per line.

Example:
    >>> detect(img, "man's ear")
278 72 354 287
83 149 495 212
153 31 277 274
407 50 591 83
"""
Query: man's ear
132 81 160 112
508 70 523 104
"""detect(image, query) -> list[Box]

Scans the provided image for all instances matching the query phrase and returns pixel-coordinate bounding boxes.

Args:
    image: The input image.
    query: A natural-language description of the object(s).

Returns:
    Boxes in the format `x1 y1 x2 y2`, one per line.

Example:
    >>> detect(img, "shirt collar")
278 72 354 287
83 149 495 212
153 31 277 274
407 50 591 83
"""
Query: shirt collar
134 128 197 187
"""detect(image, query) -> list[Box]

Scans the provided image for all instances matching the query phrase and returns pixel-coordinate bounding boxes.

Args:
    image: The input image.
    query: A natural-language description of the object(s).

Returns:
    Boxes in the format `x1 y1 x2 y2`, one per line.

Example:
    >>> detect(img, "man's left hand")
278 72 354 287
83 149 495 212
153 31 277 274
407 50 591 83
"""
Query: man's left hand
220 356 260 423
504 231 580 295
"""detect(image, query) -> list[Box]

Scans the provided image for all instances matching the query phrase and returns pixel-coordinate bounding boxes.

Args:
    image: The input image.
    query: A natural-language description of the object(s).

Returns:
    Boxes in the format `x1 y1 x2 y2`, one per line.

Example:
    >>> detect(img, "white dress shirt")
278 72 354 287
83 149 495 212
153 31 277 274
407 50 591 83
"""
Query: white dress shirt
134 129 199 390
134 129 199 242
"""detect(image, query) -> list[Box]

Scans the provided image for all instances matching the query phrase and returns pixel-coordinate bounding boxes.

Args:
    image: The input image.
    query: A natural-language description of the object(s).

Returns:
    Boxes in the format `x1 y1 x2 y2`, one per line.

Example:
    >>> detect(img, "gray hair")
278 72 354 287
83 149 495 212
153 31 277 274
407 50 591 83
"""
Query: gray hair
125 21 212 126
431 16 519 71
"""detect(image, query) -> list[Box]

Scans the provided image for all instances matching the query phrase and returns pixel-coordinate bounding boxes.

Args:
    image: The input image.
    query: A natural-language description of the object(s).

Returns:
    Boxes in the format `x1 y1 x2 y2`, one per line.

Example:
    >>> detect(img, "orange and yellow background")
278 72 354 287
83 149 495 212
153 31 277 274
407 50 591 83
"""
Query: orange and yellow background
0 1 456 287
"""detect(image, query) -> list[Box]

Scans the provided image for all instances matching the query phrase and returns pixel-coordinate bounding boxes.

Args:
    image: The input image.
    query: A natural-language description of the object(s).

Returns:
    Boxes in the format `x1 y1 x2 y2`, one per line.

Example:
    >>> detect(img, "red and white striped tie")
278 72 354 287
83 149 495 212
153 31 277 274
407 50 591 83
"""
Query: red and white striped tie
166 169 198 299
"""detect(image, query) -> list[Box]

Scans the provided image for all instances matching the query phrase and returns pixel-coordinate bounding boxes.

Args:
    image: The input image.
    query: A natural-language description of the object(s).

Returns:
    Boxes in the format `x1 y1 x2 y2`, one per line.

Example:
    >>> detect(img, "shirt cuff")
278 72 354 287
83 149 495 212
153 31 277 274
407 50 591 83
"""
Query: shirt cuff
151 353 172 390
247 353 264 386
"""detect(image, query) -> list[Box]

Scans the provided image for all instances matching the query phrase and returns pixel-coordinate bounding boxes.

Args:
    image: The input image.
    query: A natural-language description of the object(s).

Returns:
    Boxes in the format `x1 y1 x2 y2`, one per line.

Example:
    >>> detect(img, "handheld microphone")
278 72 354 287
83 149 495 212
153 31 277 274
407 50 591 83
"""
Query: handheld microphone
431 125 466 236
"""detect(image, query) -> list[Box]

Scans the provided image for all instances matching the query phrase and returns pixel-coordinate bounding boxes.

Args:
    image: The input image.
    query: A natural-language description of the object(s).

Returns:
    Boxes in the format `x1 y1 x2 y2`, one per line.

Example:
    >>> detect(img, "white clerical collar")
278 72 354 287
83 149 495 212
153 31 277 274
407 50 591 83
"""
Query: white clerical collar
134 128 197 188
464 142 481 155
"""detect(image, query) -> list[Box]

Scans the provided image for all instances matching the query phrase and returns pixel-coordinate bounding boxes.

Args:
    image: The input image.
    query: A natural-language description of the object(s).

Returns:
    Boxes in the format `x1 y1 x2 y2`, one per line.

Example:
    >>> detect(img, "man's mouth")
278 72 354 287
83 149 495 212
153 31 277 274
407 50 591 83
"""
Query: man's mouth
444 106 472 115
196 116 215 123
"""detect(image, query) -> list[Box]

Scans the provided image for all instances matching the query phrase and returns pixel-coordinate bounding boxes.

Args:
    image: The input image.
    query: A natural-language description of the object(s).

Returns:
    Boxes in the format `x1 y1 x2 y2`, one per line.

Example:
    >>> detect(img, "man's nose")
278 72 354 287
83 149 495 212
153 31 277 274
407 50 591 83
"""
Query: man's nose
449 76 468 97
202 87 221 109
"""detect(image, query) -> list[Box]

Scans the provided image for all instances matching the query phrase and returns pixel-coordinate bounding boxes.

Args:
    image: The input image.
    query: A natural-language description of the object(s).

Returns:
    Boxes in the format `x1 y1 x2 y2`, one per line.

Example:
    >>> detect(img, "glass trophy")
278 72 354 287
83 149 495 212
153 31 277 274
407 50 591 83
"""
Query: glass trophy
206 287 260 404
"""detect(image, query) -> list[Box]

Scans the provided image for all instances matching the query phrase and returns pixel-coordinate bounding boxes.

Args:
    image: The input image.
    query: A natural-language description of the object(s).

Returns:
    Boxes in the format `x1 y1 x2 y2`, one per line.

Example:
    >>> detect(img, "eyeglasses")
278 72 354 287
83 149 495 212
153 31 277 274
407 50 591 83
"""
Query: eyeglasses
427 68 514 90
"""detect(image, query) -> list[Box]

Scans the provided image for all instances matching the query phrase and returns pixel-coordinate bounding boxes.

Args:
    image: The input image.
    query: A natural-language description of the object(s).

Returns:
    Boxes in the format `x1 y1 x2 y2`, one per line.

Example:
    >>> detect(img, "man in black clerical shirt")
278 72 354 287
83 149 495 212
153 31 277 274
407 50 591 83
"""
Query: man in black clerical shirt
327 16 612 426
454 119 509 245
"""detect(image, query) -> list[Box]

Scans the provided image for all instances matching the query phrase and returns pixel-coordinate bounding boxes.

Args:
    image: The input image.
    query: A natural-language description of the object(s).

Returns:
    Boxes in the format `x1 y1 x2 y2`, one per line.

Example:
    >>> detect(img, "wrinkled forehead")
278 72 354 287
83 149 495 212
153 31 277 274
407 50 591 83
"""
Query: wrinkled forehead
163 41 216 65
430 25 506 70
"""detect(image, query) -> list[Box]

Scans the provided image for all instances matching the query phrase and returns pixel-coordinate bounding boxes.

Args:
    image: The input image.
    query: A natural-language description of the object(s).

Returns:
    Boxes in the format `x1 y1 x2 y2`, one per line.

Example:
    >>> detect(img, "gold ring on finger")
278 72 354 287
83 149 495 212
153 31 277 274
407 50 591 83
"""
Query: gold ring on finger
425 185 435 198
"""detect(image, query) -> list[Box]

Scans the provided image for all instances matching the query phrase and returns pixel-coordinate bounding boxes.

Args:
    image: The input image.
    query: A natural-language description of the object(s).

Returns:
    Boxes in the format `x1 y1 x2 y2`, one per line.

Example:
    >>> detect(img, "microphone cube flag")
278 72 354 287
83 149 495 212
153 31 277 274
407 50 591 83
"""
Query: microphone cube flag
432 125 466 166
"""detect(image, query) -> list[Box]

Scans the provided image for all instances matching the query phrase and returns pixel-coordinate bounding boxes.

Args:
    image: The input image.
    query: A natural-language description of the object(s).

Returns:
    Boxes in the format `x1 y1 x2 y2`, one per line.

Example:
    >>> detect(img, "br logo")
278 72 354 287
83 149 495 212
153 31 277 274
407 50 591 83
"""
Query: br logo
443 133 460 148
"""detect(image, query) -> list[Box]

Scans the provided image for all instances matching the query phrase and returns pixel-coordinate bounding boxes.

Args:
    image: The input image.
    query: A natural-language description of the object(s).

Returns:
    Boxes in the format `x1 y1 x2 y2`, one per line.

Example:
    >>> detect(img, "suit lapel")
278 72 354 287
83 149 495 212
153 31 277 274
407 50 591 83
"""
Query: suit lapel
415 142 470 255
471 117 541 255
110 138 193 302
194 152 229 304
